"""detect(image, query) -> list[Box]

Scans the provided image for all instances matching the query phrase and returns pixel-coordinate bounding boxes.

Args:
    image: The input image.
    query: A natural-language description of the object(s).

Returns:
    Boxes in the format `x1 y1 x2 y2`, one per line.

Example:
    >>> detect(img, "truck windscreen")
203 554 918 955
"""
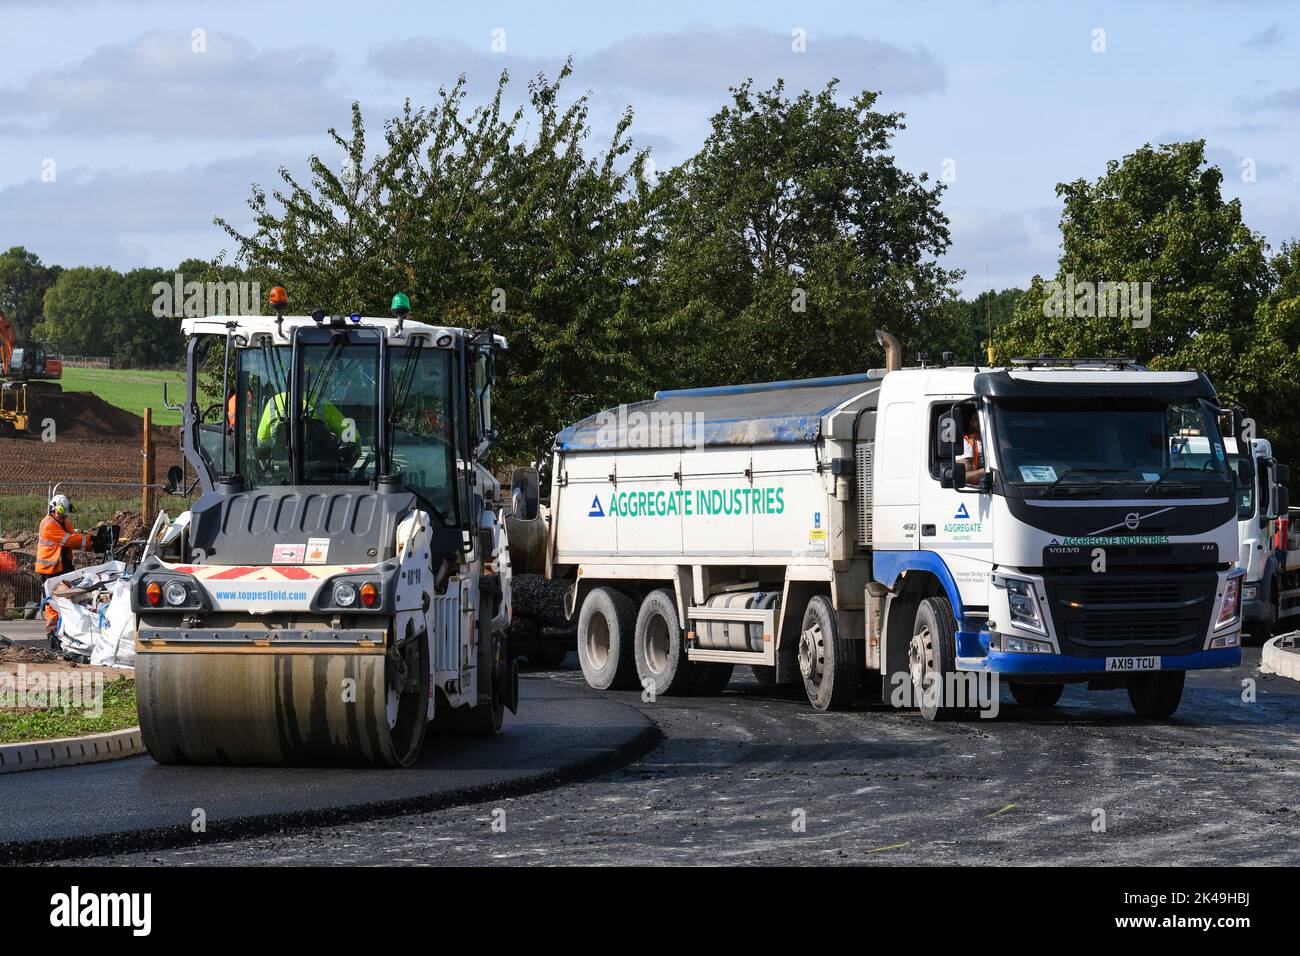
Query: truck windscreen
989 397 1231 492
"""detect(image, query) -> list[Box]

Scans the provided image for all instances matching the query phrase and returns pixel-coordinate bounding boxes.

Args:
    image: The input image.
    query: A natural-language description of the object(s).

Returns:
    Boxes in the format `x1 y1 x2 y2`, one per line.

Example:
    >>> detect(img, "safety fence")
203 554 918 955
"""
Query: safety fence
0 477 197 615
51 355 114 369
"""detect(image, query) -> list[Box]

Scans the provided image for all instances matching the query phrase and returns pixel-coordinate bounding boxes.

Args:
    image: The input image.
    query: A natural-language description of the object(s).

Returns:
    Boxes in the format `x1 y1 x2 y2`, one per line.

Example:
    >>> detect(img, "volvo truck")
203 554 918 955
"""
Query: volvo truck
540 334 1244 719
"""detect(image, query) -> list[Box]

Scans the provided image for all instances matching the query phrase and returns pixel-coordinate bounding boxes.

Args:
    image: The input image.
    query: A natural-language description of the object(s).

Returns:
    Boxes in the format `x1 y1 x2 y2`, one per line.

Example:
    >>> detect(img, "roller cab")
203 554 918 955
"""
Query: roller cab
134 302 516 766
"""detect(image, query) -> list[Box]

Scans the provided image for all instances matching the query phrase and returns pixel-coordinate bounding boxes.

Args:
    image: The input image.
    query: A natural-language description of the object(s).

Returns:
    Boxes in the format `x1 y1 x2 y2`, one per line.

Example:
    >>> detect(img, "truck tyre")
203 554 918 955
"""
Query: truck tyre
1009 681 1064 708
691 663 735 696
910 597 960 721
798 595 860 711
577 587 639 690
634 589 699 697
1126 671 1185 719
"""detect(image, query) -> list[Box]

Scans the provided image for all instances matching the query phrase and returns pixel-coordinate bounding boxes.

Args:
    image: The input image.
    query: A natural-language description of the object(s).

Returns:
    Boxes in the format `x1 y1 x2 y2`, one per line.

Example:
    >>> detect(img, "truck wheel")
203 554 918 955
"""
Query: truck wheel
1126 671 1185 719
1009 681 1063 708
634 589 699 696
798 595 860 712
909 597 960 721
691 663 735 696
577 587 639 690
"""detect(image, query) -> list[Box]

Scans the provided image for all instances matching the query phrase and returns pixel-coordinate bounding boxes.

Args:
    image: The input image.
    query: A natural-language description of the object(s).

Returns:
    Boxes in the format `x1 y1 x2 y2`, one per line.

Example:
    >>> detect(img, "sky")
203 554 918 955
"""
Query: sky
0 0 1295 296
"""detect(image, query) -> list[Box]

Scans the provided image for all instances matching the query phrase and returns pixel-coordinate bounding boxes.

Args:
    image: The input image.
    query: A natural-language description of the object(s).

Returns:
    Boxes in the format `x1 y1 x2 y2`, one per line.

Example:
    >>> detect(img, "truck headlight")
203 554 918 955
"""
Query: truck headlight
163 581 189 607
1004 578 1045 634
333 582 357 607
1242 583 1259 602
1216 575 1242 629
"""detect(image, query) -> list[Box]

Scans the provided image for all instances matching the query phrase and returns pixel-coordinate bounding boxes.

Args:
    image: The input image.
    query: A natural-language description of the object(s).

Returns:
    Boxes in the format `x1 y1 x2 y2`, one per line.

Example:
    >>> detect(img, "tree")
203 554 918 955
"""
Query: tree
649 79 961 386
40 267 134 358
217 64 654 462
0 247 60 341
996 141 1271 367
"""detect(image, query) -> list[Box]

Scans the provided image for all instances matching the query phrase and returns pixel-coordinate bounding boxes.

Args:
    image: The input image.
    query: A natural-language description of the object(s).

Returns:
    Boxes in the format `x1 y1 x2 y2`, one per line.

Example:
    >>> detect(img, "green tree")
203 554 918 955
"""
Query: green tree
0 247 60 341
217 64 653 462
39 267 133 358
997 141 1271 367
649 79 960 386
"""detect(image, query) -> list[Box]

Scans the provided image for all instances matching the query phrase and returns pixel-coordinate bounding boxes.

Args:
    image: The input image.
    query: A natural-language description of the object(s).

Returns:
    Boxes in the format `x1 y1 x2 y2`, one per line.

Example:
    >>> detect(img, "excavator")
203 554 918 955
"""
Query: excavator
0 313 62 435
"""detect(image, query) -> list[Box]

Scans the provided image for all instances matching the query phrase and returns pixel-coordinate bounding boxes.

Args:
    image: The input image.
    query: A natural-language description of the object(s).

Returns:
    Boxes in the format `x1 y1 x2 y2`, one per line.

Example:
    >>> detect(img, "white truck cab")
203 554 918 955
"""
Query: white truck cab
868 360 1243 717
1224 435 1296 636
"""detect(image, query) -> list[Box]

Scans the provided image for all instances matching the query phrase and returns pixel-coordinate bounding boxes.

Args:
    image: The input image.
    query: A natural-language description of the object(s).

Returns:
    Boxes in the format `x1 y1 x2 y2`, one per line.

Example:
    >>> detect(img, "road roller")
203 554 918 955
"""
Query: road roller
131 291 518 766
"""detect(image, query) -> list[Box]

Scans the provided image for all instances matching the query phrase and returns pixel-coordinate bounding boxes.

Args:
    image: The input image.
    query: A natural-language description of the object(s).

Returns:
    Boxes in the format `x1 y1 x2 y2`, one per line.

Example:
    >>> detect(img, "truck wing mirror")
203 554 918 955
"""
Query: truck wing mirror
1277 485 1290 514
940 461 966 490
1275 463 1290 486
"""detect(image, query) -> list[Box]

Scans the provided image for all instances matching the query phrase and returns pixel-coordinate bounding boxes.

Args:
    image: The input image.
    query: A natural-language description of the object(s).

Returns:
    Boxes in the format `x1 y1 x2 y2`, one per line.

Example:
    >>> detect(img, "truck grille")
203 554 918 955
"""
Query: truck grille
1044 572 1216 657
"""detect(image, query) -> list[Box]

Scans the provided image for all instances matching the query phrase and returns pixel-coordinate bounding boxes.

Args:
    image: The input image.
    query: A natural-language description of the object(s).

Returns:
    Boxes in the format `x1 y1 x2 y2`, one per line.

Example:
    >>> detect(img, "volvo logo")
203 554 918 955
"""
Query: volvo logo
1086 506 1175 536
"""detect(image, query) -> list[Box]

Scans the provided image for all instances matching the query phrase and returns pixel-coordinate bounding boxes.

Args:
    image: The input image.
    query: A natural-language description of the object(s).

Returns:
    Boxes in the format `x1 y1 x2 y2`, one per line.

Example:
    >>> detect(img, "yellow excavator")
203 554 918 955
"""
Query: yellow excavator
0 313 62 435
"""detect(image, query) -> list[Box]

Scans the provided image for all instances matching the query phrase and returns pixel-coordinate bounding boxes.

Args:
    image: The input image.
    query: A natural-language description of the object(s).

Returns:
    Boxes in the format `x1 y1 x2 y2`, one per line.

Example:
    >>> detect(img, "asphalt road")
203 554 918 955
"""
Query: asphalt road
0 674 655 863
44 646 1299 866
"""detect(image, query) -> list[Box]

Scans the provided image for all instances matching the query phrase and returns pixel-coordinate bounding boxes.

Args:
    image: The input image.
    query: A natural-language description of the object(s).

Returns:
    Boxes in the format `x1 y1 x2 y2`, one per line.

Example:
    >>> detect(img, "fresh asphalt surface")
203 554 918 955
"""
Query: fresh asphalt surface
25 643 1299 866
0 672 655 863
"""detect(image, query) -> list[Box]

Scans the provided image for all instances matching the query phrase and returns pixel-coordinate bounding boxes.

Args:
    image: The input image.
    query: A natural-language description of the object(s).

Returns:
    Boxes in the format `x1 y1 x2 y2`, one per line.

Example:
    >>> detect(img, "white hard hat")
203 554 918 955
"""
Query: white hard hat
49 494 74 515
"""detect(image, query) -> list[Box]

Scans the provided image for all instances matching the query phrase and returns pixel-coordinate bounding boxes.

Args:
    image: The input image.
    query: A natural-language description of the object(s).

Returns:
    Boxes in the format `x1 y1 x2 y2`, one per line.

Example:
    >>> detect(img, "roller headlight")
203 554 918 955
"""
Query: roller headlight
333 582 357 608
163 581 189 607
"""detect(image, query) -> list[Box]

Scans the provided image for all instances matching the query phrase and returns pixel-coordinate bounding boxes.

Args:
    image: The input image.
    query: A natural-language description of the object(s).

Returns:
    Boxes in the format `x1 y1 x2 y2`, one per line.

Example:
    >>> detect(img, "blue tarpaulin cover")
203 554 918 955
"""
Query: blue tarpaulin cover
554 373 882 450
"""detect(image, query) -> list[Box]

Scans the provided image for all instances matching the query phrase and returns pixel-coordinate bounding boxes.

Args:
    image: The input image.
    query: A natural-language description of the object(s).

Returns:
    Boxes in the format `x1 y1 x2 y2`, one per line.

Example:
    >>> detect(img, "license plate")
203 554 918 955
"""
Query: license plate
1105 656 1161 672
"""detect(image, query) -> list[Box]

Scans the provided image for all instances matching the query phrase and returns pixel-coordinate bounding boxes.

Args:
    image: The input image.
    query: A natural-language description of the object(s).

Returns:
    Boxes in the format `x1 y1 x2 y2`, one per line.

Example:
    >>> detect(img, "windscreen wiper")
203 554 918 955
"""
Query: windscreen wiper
1144 467 1206 495
1042 467 1129 495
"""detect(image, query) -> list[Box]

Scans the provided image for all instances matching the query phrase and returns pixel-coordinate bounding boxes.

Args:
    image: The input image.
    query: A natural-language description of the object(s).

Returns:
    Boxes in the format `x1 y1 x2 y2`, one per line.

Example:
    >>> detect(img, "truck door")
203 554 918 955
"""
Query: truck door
921 399 994 574
871 399 919 550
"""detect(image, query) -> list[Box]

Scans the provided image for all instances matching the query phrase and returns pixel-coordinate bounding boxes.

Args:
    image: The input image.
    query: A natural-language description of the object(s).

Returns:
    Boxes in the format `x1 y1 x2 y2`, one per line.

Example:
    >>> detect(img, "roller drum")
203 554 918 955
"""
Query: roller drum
136 648 409 767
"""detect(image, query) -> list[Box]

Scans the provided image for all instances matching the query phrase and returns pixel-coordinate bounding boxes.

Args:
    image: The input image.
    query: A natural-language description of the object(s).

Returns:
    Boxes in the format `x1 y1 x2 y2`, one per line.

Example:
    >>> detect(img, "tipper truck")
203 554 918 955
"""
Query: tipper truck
542 333 1244 719
131 291 519 766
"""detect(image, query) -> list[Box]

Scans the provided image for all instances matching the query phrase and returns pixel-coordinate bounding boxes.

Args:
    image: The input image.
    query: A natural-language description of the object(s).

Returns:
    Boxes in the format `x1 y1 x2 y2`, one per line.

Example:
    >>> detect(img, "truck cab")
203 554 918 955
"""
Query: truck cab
867 359 1244 717
1224 435 1294 637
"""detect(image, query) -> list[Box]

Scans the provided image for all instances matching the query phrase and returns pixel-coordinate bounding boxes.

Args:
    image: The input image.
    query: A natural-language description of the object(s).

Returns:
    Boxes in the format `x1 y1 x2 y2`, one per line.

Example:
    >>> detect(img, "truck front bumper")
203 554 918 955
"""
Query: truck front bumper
957 636 1241 675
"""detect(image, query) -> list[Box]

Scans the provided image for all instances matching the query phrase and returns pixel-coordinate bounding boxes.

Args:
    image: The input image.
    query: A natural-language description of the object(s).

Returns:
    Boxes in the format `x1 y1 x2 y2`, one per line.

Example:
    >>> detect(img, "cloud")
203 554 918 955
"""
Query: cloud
945 206 1063 296
1238 86 1300 112
369 26 945 101
366 37 559 87
581 26 945 99
1244 23 1284 48
0 154 278 268
0 30 352 140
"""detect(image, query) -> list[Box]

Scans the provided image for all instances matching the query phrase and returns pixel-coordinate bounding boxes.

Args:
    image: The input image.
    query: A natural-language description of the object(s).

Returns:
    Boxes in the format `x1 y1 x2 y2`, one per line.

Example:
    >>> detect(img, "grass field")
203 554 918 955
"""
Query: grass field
0 676 137 743
58 366 185 426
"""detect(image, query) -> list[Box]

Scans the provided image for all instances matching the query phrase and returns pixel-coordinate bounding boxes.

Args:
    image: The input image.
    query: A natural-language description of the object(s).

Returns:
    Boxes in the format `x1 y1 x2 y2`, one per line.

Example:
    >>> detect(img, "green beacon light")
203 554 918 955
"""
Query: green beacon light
391 292 410 335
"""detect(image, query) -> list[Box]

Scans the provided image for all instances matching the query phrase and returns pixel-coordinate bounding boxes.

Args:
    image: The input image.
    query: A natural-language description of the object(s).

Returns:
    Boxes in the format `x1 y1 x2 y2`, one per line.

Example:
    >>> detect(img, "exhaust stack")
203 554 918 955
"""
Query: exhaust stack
875 329 902 372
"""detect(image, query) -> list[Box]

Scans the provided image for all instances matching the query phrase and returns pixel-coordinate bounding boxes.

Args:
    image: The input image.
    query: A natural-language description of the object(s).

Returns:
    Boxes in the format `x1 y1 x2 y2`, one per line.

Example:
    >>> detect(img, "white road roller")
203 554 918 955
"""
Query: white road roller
544 332 1244 719
132 291 518 766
